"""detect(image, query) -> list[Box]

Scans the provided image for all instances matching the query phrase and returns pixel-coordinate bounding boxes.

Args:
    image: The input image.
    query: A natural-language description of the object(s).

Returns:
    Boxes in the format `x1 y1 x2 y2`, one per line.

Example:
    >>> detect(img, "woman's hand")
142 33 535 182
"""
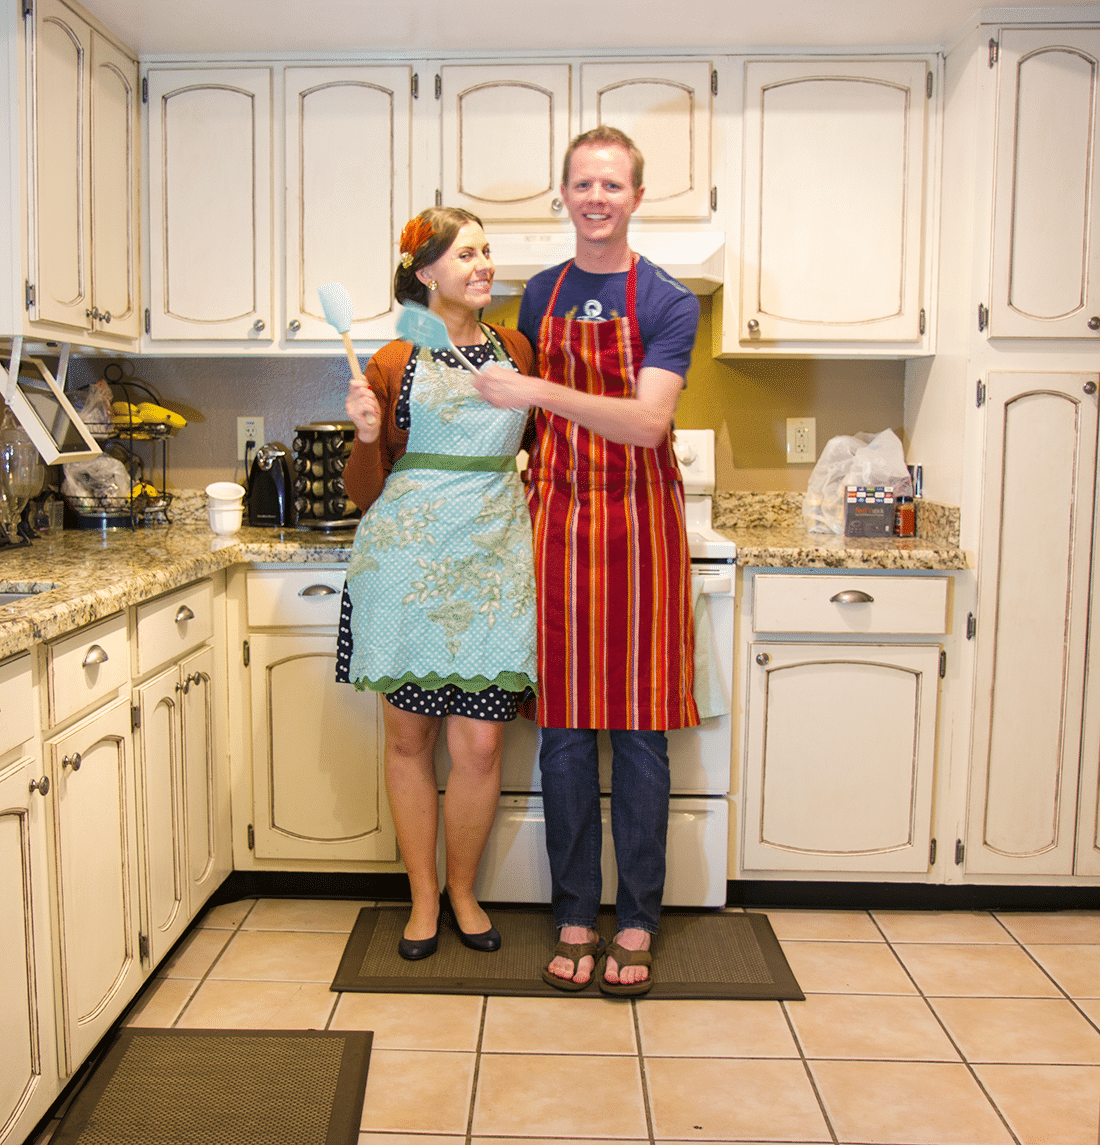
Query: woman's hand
472 362 536 411
346 378 381 443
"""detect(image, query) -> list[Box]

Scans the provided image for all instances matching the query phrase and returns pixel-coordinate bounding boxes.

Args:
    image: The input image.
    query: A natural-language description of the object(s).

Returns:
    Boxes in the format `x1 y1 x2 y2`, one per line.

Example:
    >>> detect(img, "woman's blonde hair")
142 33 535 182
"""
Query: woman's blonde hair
394 206 484 307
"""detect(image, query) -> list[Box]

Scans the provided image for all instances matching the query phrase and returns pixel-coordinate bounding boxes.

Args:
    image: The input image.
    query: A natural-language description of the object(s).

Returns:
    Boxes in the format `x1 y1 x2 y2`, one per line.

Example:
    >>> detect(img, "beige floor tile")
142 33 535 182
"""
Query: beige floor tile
637 998 796 1057
809 1059 1014 1145
1028 944 1100 997
360 1049 475 1134
994 911 1100 945
206 928 349 982
787 993 960 1061
156 926 233 979
197 898 256 929
332 993 484 1050
780 941 917 994
473 1053 647 1138
1076 997 1100 1026
893 942 1061 997
122 977 198 1027
242 897 370 932
931 997 1100 1064
873 910 1012 944
974 1064 1100 1145
760 908 883 942
647 1056 830 1141
481 995 636 1054
473 1140 647 1145
358 1136 463 1145
175 979 337 1029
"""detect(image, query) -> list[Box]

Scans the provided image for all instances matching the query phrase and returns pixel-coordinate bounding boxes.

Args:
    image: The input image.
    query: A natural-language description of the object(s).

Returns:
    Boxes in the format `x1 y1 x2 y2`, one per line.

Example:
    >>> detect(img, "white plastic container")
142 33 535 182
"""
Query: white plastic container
205 481 245 536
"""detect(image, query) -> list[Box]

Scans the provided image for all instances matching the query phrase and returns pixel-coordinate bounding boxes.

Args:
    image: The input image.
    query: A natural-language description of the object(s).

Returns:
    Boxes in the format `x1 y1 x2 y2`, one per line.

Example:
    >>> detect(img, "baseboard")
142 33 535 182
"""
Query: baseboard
727 880 1100 911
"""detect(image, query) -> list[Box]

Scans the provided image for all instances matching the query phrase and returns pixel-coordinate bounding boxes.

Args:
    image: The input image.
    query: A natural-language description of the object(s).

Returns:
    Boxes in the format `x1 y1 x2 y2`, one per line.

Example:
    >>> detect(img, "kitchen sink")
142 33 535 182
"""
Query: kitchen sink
0 583 58 607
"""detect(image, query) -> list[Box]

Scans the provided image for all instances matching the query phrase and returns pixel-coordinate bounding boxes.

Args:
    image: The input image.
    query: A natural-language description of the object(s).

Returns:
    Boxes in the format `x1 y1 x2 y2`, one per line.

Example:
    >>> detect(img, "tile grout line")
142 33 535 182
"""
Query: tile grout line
168 897 260 1028
630 998 658 1145
778 996 840 1145
463 994 490 1145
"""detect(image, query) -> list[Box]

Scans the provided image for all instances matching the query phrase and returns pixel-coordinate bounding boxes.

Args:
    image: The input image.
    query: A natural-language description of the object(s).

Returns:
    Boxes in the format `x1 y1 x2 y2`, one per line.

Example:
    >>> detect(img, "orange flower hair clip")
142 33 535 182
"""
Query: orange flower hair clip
400 217 434 269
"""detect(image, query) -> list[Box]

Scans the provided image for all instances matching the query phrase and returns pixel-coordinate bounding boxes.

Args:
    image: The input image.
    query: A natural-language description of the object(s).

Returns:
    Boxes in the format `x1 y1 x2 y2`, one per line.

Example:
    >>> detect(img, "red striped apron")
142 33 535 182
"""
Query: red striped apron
526 256 699 731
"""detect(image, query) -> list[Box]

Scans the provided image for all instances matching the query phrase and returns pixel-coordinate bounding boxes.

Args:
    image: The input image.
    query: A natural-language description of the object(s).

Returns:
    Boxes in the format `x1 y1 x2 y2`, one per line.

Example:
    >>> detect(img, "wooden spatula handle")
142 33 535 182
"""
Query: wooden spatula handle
341 332 364 380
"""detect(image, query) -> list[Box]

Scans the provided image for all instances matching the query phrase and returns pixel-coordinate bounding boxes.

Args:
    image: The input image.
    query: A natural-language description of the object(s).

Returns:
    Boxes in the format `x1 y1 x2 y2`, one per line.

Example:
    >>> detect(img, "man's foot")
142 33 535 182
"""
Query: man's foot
543 926 602 989
603 928 651 987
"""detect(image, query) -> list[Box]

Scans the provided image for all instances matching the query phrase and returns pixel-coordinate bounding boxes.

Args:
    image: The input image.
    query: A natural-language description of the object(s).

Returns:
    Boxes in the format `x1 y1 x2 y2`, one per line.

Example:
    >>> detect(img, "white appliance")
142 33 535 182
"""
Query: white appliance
437 428 736 907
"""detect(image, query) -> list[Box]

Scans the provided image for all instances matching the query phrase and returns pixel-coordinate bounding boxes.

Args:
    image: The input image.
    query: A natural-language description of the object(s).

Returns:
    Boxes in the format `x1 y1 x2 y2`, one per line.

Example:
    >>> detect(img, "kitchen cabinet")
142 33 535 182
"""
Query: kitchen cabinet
740 571 947 876
18 0 140 346
964 370 1099 876
145 66 274 341
0 654 57 1145
987 28 1100 339
718 55 936 356
243 567 395 864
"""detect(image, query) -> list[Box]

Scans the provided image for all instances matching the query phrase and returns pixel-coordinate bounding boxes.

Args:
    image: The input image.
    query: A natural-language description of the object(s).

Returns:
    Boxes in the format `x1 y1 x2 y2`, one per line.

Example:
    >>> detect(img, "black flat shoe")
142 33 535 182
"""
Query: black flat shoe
456 923 501 953
398 919 440 961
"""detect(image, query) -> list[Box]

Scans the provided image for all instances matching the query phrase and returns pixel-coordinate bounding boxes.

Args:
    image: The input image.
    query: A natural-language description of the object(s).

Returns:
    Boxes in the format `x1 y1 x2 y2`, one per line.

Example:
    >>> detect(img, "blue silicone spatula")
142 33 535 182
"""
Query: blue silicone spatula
318 281 365 381
395 301 480 374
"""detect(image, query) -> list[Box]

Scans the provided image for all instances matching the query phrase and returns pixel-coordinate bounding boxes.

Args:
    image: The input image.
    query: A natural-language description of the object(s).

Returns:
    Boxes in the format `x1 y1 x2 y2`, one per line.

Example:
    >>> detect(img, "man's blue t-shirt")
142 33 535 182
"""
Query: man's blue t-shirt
517 255 699 381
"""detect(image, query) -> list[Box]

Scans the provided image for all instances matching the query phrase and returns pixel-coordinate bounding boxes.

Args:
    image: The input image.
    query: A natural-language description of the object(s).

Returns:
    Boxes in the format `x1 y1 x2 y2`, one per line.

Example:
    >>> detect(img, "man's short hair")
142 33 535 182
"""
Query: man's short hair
562 126 644 191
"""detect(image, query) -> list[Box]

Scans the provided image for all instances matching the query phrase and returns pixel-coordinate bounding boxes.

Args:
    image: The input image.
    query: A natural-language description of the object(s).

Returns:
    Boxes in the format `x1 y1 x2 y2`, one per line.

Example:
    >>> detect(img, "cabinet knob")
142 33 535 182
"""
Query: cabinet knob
175 604 195 623
288 319 301 333
30 775 50 796
551 197 563 212
82 644 109 668
1088 316 1100 330
253 319 266 332
62 752 82 772
755 652 770 666
101 310 111 324
1085 382 1098 395
830 589 875 604
747 319 760 335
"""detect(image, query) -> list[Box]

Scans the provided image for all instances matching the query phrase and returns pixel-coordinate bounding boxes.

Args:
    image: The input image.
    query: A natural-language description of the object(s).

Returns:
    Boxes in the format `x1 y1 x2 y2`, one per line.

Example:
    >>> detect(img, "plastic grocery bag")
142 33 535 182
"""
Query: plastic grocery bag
802 428 912 534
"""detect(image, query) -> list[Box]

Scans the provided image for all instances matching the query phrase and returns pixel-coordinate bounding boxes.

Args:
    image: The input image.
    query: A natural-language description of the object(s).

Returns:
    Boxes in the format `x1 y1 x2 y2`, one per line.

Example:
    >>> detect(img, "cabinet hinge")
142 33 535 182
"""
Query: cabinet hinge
24 280 35 310
144 308 150 335
711 69 718 96
435 74 442 100
131 704 141 731
926 70 933 98
411 73 419 99
929 837 937 865
435 188 442 207
977 302 989 332
939 650 947 678
247 824 255 851
966 612 977 640
22 0 32 19
142 76 148 103
989 37 999 67
138 932 150 961
242 639 250 667
710 186 717 212
975 380 986 408
919 308 926 335
955 838 966 865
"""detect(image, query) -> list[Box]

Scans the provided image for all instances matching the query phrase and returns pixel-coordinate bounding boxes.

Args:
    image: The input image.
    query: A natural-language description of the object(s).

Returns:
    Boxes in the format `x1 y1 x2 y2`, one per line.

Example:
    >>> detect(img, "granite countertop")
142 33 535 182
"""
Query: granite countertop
0 494 969 660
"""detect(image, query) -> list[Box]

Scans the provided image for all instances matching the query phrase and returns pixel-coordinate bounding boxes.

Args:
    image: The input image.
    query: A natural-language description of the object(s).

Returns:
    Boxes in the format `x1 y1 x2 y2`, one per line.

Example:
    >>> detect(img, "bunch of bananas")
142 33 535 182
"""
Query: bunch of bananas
111 400 187 429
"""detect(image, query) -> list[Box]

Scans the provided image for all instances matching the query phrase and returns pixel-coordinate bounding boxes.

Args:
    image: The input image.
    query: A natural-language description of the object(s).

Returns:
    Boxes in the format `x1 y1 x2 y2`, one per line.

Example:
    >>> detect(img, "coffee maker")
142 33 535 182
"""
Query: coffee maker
247 442 295 526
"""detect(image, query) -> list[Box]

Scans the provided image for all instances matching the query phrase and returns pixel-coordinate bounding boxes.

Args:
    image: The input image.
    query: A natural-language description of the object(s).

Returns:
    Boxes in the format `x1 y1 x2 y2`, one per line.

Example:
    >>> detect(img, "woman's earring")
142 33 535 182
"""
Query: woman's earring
428 280 437 291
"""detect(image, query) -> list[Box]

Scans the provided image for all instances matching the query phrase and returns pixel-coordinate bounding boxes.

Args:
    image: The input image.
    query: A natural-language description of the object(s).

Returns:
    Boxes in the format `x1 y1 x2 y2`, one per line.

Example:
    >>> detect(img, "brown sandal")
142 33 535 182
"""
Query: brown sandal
541 936 606 992
598 940 653 997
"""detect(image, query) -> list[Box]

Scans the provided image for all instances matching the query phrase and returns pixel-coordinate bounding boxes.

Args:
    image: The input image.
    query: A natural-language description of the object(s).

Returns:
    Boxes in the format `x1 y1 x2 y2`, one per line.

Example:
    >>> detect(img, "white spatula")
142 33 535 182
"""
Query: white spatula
319 281 375 427
396 302 480 375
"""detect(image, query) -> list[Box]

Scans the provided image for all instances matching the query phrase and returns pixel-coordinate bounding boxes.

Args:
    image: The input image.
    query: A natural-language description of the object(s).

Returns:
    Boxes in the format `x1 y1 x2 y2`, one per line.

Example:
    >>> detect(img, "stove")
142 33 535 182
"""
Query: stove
673 428 738 564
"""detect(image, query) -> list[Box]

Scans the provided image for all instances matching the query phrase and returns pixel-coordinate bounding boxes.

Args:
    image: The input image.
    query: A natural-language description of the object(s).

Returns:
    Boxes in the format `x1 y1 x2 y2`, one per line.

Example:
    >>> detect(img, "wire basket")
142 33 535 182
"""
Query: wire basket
66 491 174 528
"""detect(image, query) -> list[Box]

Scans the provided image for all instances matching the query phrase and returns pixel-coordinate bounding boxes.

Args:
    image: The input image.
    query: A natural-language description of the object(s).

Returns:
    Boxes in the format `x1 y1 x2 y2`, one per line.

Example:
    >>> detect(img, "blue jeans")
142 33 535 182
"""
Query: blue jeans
539 727 670 935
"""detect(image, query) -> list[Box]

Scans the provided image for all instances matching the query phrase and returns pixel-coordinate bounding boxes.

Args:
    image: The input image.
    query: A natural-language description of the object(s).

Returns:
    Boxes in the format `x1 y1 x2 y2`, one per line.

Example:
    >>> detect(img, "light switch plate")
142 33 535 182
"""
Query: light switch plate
786 417 816 464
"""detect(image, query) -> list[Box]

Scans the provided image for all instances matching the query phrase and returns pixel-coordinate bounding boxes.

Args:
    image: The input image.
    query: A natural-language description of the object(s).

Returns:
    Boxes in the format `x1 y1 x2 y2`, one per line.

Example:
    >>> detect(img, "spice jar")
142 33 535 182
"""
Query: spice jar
894 497 916 537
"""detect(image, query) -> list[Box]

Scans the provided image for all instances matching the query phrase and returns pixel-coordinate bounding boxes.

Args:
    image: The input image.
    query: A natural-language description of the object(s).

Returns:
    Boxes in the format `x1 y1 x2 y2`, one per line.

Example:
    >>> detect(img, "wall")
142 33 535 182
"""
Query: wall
64 296 906 494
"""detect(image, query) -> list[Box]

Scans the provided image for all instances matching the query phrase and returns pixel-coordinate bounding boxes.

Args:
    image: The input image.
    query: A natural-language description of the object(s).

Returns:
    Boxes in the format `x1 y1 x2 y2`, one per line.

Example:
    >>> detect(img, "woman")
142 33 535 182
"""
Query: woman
336 207 536 960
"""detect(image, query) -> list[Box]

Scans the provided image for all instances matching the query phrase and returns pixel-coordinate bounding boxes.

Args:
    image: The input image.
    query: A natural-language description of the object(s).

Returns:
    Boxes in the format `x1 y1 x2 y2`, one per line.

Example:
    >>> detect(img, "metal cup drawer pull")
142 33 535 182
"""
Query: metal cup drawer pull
299 584 337 596
62 753 82 771
830 589 875 604
81 644 109 668
30 775 50 796
175 604 195 623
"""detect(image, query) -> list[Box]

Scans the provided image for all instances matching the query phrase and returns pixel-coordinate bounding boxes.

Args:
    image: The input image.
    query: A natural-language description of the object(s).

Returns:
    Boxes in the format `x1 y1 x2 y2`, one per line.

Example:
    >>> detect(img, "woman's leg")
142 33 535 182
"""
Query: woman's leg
441 714 503 936
382 702 443 941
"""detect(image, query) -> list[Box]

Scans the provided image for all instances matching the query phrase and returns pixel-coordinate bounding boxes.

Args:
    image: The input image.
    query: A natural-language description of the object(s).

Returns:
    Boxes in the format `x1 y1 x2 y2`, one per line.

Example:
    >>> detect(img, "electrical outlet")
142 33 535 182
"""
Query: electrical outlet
786 417 816 464
237 416 265 461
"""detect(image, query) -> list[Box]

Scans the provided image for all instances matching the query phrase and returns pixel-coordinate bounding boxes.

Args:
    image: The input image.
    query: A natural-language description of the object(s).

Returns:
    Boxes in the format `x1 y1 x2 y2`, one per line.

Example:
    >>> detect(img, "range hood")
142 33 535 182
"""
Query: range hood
487 230 725 296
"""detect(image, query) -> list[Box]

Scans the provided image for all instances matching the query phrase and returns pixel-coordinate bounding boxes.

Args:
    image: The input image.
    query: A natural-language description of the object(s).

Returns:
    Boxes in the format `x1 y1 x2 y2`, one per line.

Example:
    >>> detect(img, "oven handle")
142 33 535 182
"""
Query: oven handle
694 574 733 595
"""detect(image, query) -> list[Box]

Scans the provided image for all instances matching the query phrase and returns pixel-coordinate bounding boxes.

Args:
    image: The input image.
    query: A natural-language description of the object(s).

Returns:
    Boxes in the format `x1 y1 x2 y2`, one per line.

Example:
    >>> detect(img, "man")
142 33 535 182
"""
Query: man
474 125 699 995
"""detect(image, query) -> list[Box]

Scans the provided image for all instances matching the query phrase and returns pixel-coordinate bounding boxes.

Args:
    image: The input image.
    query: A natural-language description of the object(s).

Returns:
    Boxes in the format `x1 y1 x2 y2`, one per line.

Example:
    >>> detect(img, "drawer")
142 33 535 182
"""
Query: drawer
0 653 33 756
753 574 949 635
134 580 214 676
48 612 129 725
247 568 346 628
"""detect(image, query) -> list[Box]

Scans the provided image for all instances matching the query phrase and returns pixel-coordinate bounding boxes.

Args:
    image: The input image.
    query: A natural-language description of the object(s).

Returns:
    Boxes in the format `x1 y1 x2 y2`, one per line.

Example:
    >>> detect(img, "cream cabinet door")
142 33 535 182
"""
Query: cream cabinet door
440 64 572 223
965 372 1099 875
284 66 412 343
989 29 1100 338
580 60 712 220
739 58 930 345
249 633 394 861
146 67 273 341
45 696 141 1076
0 753 57 1145
742 642 941 874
